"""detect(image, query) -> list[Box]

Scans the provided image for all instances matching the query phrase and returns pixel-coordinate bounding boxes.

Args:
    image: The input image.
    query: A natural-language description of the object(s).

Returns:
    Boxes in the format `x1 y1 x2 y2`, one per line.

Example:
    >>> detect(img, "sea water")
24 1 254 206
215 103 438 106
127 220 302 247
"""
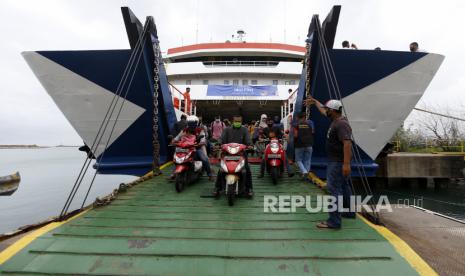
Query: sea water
0 147 136 234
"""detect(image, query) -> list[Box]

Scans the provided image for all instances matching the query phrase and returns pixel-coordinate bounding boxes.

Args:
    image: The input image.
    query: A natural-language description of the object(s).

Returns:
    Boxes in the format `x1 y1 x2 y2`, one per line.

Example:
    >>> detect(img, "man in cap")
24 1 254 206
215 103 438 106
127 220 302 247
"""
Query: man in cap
305 96 355 229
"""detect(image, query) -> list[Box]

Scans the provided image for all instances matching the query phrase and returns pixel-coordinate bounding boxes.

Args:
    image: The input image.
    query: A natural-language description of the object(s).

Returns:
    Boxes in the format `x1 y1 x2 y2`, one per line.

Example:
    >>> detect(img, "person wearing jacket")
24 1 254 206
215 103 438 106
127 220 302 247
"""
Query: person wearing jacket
213 115 254 197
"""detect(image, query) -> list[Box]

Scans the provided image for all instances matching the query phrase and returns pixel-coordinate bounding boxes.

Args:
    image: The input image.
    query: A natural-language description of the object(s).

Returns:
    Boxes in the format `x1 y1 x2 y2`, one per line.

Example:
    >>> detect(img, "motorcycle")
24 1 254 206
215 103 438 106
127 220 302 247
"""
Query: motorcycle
172 135 204 192
264 138 286 185
218 143 248 206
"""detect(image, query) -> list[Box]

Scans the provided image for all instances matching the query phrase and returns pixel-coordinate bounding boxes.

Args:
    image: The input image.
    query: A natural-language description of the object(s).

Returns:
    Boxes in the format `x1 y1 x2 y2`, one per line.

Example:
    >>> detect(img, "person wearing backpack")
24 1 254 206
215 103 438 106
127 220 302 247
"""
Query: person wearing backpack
211 116 225 141
293 112 314 179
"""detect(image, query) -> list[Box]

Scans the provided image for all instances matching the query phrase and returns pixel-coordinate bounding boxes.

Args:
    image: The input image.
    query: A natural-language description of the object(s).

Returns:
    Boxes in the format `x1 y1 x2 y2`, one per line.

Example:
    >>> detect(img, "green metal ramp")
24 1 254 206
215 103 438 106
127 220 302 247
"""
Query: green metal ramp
0 165 421 275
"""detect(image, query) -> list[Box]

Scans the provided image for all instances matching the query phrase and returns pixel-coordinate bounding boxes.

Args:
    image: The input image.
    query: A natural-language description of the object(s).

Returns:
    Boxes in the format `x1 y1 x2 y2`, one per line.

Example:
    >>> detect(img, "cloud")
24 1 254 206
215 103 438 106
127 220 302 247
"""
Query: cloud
1 0 463 145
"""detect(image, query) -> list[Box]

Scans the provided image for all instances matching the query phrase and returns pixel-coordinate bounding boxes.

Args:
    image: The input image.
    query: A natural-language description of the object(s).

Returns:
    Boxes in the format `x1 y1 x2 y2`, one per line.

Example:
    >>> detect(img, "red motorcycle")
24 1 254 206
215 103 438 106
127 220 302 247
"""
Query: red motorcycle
172 135 203 192
264 138 286 185
219 143 248 206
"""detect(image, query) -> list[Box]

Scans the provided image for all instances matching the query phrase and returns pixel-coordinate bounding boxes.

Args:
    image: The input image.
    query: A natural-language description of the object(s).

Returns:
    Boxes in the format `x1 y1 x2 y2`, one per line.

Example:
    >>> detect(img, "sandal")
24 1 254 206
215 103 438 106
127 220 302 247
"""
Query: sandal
316 221 340 229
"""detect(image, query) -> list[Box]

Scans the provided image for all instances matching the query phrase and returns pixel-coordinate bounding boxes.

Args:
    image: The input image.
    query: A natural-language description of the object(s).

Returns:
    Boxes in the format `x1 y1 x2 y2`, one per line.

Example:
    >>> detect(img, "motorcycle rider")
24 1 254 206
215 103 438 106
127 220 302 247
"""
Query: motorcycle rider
271 115 284 139
252 114 270 144
214 115 254 197
173 115 214 181
257 131 294 178
253 114 270 157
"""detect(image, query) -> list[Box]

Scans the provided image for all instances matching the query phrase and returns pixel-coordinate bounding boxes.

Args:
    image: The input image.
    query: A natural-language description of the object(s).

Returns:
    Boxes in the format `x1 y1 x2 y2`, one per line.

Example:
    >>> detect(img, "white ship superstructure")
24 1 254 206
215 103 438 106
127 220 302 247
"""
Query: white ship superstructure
165 42 305 122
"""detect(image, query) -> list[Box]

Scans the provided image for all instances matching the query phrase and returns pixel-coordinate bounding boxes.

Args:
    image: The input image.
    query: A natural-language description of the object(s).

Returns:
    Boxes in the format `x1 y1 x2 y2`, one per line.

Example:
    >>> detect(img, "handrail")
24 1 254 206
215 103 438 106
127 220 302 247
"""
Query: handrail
168 81 183 94
202 60 279 67
288 87 298 99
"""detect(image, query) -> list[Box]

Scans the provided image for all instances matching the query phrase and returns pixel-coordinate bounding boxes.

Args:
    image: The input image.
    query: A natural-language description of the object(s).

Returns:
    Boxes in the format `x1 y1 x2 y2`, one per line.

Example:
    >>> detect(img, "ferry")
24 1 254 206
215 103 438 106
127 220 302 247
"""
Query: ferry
0 5 444 275
20 6 443 178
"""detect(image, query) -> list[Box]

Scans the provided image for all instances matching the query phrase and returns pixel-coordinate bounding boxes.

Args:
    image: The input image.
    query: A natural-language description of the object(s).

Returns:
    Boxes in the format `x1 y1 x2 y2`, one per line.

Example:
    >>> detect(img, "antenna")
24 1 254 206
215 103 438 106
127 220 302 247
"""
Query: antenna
195 0 199 43
283 0 287 43
236 29 246 42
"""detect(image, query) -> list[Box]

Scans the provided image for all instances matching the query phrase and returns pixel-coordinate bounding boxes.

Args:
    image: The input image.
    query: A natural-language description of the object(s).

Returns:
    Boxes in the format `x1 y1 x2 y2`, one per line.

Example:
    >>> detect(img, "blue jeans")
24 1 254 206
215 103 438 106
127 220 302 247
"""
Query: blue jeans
326 162 354 228
196 149 212 176
295 146 313 174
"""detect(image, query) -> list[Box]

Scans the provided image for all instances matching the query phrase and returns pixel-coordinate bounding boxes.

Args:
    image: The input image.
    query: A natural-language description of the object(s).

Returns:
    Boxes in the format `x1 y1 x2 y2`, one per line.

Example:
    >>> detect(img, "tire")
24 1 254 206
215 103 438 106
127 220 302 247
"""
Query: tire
175 172 185 193
227 184 235 206
271 167 279 185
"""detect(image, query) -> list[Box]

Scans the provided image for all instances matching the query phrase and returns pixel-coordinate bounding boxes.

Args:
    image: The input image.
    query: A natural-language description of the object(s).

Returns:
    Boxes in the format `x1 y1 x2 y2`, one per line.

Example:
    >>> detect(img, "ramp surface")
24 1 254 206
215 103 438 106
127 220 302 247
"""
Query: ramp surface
0 165 420 275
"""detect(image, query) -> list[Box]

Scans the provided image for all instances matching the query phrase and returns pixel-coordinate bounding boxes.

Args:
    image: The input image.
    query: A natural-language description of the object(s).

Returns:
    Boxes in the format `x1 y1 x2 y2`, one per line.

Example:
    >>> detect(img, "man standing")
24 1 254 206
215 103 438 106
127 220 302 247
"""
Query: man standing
293 112 314 179
181 87 192 114
214 115 254 197
305 96 355 229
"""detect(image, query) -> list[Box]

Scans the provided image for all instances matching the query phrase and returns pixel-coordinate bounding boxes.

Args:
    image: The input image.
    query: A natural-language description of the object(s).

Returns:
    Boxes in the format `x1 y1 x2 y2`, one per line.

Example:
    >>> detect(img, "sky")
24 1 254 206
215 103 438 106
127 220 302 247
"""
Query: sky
0 0 464 145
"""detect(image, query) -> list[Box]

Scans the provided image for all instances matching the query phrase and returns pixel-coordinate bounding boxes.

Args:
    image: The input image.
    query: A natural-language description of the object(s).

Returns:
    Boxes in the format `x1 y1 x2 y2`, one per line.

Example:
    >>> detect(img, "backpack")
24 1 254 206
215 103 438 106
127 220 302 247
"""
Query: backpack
211 121 225 138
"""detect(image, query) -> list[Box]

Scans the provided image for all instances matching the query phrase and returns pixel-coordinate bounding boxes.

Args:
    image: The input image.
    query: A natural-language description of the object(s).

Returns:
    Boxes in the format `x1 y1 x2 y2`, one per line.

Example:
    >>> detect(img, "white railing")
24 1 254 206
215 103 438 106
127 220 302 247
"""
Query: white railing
202 61 279 67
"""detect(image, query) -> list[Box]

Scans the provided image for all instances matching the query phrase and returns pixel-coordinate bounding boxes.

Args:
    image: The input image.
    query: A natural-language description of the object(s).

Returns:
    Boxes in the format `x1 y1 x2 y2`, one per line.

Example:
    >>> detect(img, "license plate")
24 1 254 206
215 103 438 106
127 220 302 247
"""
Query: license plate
176 148 189 153
267 154 281 158
224 156 241 161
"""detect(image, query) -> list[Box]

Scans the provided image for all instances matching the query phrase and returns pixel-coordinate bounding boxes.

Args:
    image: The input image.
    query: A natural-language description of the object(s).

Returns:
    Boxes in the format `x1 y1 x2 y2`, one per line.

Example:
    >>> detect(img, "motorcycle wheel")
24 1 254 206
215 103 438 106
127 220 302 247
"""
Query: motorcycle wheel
271 167 279 185
175 172 185 193
227 184 235 206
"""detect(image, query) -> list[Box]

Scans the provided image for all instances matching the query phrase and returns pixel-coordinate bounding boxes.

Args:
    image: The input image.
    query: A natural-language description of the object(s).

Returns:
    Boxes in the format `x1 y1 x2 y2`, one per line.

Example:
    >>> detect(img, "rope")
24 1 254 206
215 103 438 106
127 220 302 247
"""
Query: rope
413 108 465 122
312 16 380 222
58 21 150 218
80 31 148 209
317 23 379 221
314 20 376 205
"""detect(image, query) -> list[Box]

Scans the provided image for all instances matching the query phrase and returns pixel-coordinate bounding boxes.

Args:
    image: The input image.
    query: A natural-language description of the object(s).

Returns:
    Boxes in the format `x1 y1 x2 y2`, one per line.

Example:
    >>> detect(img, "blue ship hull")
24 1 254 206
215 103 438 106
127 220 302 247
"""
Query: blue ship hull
22 7 444 177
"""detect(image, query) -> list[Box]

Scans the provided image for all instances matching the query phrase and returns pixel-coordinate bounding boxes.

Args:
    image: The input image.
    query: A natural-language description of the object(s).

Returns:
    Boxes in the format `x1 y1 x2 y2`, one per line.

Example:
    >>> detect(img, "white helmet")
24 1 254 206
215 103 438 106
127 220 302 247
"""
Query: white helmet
186 115 199 128
324 100 343 111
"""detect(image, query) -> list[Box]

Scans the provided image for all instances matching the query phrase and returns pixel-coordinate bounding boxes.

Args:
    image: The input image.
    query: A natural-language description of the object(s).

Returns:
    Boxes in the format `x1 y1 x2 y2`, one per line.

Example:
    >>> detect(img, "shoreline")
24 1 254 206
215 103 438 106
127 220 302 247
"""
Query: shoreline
0 145 78 149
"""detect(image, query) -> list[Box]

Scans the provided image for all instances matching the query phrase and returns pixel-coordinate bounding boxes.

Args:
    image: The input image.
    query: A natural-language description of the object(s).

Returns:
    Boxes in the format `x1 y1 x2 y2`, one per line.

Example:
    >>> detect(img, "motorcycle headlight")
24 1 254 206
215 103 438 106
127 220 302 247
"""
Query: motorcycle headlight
220 160 228 172
227 146 239 155
235 159 245 172
175 156 186 164
175 152 191 163
270 143 279 153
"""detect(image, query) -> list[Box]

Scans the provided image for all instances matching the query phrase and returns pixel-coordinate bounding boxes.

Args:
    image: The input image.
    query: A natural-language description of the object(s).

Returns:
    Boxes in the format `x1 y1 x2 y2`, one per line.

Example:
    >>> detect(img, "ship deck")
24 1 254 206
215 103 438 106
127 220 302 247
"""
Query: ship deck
0 165 431 275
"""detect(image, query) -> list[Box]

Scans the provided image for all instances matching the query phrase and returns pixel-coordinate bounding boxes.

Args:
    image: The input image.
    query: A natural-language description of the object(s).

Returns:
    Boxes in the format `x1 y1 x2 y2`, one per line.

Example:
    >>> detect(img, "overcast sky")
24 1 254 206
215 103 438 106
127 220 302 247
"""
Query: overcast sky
1 0 464 145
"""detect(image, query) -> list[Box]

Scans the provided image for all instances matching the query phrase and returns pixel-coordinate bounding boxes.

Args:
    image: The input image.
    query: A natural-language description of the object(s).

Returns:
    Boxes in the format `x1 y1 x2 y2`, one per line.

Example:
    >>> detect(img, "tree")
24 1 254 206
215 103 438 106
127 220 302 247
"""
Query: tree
416 105 465 151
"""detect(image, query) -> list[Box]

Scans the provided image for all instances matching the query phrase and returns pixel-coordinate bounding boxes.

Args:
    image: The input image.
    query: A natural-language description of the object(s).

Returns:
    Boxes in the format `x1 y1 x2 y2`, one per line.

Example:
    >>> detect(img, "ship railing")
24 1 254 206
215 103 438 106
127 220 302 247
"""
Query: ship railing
202 61 279 67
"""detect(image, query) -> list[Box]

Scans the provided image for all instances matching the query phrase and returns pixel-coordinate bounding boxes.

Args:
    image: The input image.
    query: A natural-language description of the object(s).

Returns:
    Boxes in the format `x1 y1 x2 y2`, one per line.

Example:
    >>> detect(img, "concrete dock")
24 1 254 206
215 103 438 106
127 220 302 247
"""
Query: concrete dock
376 153 464 179
381 205 465 276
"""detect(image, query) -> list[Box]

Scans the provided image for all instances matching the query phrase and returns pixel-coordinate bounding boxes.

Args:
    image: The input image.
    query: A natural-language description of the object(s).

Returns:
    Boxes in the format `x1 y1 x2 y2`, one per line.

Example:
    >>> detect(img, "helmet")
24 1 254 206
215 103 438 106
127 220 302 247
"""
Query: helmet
260 114 267 120
186 115 199 129
324 100 343 111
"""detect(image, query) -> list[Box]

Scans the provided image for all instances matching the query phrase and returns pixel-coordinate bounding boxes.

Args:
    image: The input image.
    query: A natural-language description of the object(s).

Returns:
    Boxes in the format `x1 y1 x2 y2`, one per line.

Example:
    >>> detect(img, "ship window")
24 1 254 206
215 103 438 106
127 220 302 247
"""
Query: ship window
233 79 239 85
242 80 248 85
203 80 209 85
272 80 278 85
285 80 296 85
251 80 258 85
224 80 230 85
290 103 294 113
186 80 192 85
